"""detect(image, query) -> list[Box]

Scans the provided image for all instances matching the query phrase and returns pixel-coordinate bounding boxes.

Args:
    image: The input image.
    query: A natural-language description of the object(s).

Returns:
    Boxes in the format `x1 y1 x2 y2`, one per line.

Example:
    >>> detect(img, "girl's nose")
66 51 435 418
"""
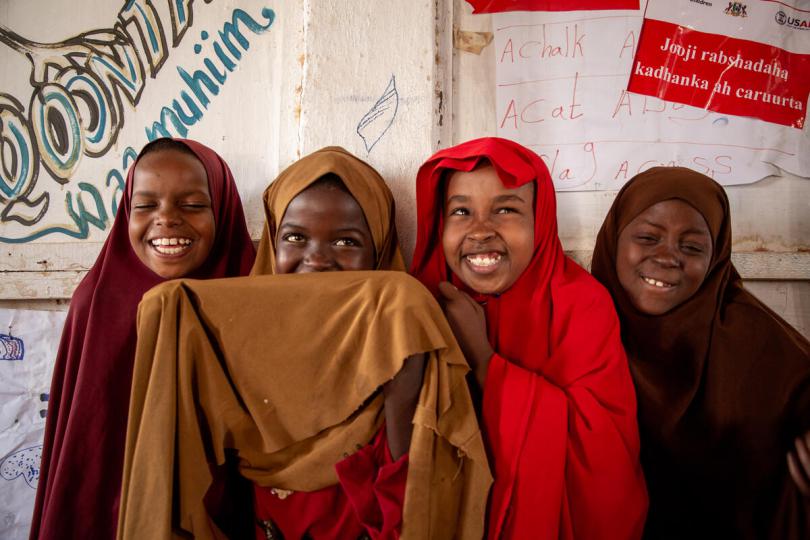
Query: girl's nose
155 205 182 226
303 247 336 272
651 242 680 268
467 218 496 243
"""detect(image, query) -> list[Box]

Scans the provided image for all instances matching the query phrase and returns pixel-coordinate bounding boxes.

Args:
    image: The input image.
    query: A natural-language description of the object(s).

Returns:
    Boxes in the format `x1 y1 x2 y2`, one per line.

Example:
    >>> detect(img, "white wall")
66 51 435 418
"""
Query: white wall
0 0 808 339
450 0 809 337
0 0 442 298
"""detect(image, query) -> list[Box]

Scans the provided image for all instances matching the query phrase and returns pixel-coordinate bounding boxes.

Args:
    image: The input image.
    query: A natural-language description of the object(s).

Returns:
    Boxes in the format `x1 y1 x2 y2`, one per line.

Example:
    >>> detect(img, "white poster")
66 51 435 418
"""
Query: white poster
494 2 810 190
0 309 66 540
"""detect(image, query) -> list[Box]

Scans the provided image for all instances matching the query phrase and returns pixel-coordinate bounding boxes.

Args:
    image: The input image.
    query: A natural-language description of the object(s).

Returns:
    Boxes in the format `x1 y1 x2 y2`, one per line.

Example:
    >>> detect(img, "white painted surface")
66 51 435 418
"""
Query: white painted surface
450 0 809 338
0 0 807 337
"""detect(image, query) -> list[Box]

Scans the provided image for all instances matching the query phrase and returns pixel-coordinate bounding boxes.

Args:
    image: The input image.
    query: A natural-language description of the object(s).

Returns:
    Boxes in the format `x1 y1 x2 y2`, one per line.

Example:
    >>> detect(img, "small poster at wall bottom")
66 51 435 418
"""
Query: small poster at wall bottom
0 309 66 540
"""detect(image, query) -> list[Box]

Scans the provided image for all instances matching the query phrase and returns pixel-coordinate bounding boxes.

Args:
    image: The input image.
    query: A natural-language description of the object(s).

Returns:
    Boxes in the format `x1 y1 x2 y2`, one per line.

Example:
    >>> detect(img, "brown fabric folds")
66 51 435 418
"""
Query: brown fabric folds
252 146 405 274
591 167 810 539
118 272 491 540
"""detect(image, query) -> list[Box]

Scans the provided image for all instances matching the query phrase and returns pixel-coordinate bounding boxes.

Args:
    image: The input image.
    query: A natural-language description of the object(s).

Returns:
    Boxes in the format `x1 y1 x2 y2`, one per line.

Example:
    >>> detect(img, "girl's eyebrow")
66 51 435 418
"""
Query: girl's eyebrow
445 194 469 204
334 227 368 235
494 194 526 204
681 228 711 237
132 189 210 198
640 220 710 237
278 222 305 230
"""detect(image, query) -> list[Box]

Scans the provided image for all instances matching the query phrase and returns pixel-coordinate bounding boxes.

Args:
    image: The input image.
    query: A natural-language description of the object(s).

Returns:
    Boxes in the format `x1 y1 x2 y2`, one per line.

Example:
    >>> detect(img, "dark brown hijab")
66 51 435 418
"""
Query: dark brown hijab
592 167 810 539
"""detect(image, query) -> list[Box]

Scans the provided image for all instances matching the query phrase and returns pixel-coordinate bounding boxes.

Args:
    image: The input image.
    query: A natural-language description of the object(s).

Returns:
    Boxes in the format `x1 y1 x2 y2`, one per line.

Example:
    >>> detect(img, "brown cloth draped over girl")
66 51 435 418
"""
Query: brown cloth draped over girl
116 147 492 540
591 167 810 539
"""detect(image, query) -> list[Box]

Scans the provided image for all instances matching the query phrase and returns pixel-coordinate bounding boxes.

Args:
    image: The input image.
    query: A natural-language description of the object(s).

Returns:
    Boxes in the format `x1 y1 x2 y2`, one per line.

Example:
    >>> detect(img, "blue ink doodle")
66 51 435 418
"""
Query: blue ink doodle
356 75 398 153
0 445 41 488
0 334 24 361
40 393 50 418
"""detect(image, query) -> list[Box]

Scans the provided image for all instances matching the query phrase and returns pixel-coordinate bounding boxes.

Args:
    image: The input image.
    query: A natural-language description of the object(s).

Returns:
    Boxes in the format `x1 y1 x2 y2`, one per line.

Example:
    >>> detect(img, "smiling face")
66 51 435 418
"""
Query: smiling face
442 165 535 295
275 181 376 274
616 199 713 315
128 149 215 279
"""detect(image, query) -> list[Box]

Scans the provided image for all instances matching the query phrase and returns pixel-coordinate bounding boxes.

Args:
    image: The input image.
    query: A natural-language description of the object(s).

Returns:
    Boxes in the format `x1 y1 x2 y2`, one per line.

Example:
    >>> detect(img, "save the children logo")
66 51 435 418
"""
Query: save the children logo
775 11 810 30
724 2 748 17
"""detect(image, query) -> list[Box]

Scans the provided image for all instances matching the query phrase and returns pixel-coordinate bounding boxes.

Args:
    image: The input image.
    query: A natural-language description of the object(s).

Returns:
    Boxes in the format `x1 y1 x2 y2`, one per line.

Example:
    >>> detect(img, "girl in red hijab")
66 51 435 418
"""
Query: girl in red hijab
30 138 256 540
411 137 648 539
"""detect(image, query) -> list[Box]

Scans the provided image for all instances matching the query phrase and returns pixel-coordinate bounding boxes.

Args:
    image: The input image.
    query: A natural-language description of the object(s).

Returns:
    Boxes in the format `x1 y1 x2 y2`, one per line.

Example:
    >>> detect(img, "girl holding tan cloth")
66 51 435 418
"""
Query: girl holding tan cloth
117 148 492 539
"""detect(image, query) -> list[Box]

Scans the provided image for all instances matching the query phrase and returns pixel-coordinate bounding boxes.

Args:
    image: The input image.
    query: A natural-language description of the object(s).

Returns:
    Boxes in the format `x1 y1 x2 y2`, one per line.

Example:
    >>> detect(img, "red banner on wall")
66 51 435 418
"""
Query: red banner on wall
466 0 638 13
628 3 810 129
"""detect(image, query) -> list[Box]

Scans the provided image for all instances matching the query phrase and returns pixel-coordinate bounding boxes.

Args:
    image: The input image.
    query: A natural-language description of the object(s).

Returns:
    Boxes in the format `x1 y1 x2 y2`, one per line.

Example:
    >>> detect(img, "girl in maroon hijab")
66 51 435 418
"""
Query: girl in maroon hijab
411 137 648 539
591 167 810 539
30 138 256 540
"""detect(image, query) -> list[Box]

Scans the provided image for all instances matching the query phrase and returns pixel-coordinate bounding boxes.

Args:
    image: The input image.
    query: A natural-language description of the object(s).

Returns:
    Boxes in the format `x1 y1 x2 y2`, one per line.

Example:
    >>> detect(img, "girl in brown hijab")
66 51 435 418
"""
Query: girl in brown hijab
591 166 810 539
250 146 417 539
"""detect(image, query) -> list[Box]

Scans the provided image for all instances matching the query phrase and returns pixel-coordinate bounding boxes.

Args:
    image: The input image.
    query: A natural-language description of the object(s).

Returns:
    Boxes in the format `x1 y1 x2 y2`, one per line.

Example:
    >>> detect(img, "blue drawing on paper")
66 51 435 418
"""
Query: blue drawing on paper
356 75 398 153
0 445 41 488
0 334 24 361
40 393 49 418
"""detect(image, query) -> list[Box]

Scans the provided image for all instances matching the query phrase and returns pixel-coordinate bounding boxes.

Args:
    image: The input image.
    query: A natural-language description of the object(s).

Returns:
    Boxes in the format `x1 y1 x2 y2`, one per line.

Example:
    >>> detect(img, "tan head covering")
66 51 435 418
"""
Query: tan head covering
118 149 491 540
253 146 405 274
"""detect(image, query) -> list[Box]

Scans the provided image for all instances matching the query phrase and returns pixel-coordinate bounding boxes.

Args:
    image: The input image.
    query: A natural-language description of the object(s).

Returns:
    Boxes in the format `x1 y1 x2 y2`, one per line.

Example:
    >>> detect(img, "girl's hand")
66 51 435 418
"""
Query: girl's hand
383 354 426 460
787 430 810 496
438 281 494 391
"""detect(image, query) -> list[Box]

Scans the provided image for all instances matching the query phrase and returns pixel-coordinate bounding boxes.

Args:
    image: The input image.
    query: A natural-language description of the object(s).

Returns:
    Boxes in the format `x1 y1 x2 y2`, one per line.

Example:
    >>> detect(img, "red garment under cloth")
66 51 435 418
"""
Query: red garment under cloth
253 427 407 540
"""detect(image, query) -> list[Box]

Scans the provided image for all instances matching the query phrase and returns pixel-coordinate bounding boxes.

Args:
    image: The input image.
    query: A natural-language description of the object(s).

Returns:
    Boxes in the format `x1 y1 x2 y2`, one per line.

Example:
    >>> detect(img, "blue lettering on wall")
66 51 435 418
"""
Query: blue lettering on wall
0 2 276 243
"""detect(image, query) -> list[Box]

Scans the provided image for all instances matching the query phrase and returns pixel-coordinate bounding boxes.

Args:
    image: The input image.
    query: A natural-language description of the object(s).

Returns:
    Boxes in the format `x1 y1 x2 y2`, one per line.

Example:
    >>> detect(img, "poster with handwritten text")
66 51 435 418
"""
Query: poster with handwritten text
494 2 809 190
0 308 66 540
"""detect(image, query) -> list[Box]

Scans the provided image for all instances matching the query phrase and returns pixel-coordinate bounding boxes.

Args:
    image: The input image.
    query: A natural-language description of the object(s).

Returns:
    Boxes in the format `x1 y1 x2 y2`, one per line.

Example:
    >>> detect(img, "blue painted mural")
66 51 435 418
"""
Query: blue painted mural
0 1 276 243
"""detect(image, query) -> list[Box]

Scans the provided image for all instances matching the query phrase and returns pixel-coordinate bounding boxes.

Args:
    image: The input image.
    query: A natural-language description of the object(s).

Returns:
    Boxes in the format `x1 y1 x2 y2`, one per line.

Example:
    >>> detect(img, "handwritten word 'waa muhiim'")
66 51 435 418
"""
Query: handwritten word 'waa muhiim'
0 4 275 243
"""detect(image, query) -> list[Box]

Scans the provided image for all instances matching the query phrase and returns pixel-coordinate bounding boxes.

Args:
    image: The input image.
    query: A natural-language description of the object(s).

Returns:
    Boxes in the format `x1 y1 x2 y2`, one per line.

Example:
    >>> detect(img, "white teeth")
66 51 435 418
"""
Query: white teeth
150 237 192 254
154 245 186 254
642 276 672 288
466 254 502 267
151 237 191 246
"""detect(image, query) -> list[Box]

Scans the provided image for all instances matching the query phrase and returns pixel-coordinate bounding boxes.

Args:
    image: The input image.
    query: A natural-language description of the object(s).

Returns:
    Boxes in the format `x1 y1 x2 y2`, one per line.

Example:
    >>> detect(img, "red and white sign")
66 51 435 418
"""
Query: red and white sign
629 0 810 128
493 2 808 188
466 0 639 13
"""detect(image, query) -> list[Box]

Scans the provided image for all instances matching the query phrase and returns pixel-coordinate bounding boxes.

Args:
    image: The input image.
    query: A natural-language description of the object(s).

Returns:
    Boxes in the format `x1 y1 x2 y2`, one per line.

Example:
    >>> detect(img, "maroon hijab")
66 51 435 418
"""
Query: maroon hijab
591 167 810 539
30 139 255 540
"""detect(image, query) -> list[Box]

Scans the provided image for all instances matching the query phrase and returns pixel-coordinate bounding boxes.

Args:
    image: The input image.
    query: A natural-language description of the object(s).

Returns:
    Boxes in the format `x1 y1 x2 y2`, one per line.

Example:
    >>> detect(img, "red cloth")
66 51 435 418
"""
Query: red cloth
411 137 648 539
253 426 407 540
29 139 256 540
465 0 639 13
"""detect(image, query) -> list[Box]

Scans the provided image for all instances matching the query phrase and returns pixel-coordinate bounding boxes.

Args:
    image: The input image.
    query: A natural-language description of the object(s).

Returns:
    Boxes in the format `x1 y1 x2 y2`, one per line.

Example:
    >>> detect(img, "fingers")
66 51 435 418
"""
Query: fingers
794 433 810 490
438 281 481 311
438 281 460 301
788 450 810 496
796 432 810 469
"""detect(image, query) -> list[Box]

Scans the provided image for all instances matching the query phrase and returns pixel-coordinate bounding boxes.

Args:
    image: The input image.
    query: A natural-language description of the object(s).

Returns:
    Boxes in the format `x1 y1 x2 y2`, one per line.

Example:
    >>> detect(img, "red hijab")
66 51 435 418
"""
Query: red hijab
30 139 256 540
412 137 647 539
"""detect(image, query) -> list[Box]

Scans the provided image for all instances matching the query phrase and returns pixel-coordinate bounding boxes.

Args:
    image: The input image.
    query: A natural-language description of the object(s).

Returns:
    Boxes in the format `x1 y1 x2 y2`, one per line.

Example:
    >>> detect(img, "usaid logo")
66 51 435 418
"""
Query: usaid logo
775 10 810 30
